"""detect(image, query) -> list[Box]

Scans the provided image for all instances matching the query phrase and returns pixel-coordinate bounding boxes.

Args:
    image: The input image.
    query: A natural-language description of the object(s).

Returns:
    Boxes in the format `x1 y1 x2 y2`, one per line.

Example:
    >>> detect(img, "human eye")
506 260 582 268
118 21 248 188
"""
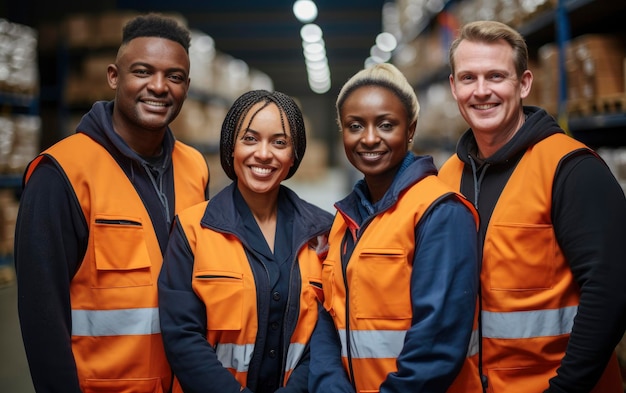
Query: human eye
345 122 363 133
489 72 505 81
168 72 186 83
273 138 290 148
240 132 257 143
379 121 394 131
132 68 150 77
459 73 475 83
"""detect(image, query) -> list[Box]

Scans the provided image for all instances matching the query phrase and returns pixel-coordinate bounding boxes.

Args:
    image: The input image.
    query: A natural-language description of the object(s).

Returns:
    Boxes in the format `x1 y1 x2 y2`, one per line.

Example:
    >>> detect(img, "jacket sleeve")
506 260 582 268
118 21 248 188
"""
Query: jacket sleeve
158 218 251 393
547 153 626 393
380 196 479 393
14 159 87 393
276 346 309 393
308 304 356 393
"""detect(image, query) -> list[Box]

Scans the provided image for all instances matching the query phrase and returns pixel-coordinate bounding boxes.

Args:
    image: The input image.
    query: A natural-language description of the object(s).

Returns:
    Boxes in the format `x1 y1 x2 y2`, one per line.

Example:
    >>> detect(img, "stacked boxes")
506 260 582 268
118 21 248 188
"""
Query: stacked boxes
570 34 625 103
517 35 625 117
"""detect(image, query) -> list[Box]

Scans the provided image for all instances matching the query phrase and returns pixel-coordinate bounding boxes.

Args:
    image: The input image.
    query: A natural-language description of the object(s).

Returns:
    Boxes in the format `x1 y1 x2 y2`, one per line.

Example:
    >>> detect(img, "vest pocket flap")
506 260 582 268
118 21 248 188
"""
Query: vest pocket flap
354 248 411 319
486 223 555 291
308 278 324 302
93 215 151 271
193 269 244 330
321 260 336 316
82 377 162 393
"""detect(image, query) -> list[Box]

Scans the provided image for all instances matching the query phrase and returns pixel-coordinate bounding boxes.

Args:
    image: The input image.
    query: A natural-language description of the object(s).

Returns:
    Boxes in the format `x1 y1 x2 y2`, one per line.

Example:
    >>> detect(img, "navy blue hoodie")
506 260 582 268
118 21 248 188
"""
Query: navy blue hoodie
14 100 209 393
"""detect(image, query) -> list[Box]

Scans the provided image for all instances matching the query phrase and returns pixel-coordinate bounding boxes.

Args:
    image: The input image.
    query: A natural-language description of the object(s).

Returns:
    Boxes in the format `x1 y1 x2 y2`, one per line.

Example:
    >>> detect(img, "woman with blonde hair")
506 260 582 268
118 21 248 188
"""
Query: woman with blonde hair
309 63 481 393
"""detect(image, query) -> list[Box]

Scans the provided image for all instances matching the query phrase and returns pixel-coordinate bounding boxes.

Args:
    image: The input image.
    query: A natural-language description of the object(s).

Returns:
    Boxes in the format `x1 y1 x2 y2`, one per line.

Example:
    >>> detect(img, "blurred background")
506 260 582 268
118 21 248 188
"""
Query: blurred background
1 1 626 391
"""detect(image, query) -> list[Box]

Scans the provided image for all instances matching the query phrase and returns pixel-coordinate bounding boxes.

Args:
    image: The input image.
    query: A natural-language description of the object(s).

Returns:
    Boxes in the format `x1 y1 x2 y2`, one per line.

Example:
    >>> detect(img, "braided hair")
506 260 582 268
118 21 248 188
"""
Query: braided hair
121 13 191 53
220 90 306 181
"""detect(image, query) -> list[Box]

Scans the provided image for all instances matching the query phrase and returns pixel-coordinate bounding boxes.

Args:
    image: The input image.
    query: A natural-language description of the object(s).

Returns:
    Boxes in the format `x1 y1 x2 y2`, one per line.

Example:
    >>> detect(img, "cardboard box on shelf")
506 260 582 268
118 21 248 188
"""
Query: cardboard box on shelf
63 14 96 48
95 11 140 47
170 99 227 148
291 139 329 182
573 34 625 99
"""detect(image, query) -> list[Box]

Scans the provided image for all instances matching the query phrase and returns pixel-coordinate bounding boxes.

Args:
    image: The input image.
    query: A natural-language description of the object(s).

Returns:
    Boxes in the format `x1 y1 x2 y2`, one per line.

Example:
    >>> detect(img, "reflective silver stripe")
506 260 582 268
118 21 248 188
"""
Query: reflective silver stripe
339 328 479 359
215 343 255 373
72 307 160 336
285 342 306 372
482 306 577 339
338 329 406 359
467 328 479 357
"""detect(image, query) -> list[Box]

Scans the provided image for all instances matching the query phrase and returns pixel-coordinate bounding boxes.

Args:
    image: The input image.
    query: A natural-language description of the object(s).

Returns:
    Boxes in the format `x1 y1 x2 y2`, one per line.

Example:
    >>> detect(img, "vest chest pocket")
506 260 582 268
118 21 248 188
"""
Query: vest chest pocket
486 223 556 291
193 270 244 330
353 248 411 320
93 216 152 288
321 260 336 316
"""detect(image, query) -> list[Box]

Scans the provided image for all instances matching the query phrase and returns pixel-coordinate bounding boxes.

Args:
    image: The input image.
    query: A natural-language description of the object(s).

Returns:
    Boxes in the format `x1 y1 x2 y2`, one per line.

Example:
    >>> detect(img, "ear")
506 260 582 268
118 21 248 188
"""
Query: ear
408 120 417 142
107 64 119 90
449 74 458 101
520 69 533 99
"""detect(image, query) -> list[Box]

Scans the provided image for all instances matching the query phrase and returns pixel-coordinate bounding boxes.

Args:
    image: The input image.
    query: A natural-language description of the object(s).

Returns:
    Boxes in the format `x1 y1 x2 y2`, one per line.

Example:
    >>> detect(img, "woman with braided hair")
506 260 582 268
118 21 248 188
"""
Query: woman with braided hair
158 89 334 393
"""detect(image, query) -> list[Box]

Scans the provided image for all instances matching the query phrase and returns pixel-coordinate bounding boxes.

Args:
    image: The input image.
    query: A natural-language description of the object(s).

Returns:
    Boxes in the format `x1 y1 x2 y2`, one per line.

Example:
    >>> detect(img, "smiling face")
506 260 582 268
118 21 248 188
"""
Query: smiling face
450 38 532 151
339 85 415 200
107 36 190 141
233 102 294 198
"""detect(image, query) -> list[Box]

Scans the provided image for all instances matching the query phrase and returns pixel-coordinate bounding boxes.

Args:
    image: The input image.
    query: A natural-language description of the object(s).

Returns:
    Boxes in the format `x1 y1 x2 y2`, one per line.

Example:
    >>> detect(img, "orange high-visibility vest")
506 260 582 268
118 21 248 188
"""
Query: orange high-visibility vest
322 175 482 393
25 133 209 392
438 133 623 393
174 200 325 391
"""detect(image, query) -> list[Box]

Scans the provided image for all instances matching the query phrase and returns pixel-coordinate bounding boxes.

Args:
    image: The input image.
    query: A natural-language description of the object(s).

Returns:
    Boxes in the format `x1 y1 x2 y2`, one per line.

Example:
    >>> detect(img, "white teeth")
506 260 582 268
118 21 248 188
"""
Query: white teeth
144 100 167 107
474 104 495 110
361 152 382 158
251 166 272 175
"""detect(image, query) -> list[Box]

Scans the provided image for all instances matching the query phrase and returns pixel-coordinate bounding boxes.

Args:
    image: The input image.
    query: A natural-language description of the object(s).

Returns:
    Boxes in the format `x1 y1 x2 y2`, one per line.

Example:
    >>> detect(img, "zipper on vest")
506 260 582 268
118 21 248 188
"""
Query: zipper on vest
340 232 357 391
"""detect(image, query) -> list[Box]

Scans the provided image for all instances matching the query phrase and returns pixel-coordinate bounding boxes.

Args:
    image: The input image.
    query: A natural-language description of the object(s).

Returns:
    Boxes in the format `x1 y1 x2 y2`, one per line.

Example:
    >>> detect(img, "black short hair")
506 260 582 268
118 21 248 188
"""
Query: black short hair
122 13 191 53
220 90 307 181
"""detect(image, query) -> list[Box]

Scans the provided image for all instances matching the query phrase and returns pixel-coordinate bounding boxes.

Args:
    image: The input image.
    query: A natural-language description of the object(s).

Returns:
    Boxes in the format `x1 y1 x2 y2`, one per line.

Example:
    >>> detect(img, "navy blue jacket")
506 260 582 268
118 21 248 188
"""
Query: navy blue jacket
309 153 479 393
159 183 333 393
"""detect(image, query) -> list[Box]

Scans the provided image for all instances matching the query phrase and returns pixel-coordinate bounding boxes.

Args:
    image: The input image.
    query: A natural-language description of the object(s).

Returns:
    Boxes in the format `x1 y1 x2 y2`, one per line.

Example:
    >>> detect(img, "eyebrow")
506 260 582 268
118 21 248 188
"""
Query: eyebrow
242 128 289 138
129 61 189 77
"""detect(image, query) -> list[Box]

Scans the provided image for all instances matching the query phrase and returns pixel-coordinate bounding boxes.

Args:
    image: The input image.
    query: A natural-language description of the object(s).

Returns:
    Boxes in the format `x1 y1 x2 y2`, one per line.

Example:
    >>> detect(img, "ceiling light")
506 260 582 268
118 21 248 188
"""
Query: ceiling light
375 32 397 52
370 45 392 63
300 23 323 43
293 0 318 23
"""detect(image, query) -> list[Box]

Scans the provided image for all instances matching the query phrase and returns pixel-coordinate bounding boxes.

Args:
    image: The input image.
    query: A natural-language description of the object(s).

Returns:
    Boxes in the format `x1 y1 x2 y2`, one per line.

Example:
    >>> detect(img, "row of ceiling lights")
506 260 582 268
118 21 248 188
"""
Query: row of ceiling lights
293 0 330 94
292 0 398 94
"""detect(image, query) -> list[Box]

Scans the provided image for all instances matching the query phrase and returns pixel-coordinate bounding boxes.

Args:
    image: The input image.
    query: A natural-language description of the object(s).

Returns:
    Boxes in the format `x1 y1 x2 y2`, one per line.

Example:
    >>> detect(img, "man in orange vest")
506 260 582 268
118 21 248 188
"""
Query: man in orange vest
14 14 209 392
439 20 626 393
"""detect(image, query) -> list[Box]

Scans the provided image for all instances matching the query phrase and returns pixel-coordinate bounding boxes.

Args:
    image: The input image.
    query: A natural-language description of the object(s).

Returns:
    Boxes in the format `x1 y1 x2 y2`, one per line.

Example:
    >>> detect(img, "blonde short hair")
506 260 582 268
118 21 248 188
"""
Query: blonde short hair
449 20 529 78
336 63 419 130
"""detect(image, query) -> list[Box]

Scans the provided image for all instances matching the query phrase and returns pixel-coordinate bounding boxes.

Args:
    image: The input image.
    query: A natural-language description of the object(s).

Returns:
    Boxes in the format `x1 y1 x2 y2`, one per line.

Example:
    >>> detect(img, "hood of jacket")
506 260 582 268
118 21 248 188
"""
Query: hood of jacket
75 100 176 176
455 106 565 166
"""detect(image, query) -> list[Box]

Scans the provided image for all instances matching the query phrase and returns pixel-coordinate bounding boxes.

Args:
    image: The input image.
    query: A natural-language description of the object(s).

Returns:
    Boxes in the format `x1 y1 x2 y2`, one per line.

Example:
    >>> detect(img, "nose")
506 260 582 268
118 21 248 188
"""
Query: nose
148 73 168 95
475 77 491 96
361 126 380 146
255 141 273 161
